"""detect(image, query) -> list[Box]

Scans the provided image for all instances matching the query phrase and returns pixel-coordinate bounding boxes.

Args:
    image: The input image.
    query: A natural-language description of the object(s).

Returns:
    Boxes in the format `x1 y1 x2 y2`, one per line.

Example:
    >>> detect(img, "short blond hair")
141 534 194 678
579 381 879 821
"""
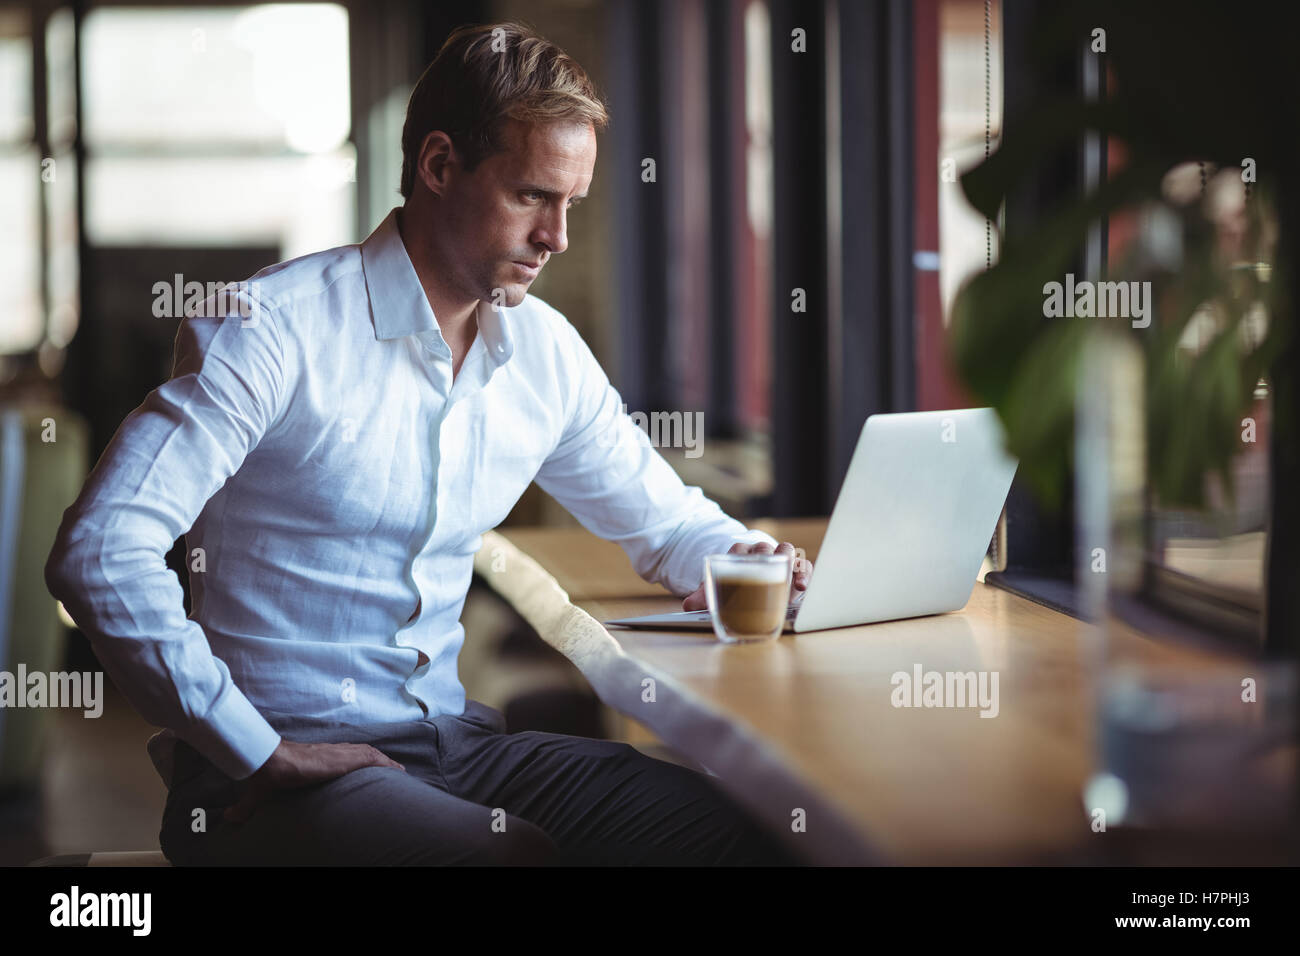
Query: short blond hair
400 21 610 199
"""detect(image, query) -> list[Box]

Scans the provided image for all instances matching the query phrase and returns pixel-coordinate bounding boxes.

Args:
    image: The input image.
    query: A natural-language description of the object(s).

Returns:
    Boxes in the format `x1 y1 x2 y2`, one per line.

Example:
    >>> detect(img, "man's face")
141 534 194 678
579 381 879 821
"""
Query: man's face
436 118 596 309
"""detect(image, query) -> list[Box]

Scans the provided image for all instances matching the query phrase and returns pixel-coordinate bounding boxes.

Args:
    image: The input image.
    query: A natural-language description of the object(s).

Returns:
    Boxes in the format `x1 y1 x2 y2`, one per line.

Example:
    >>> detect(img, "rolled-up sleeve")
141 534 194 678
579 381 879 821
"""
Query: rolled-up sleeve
44 297 286 780
534 319 776 597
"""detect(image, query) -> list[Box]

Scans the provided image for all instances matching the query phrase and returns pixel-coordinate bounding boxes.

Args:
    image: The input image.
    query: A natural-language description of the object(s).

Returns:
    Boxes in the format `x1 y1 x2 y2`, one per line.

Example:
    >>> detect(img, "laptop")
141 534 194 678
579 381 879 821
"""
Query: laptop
603 407 1018 633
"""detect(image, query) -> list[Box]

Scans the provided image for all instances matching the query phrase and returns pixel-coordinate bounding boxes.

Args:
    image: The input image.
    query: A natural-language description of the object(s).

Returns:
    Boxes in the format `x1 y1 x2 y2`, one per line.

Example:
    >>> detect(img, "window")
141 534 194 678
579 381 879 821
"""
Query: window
937 0 1001 330
1116 162 1273 638
81 4 355 257
0 7 42 356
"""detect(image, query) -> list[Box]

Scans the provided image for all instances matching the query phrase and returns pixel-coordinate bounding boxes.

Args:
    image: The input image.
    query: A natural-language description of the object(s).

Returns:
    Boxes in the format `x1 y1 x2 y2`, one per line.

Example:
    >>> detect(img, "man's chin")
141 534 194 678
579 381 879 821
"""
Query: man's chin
489 282 530 309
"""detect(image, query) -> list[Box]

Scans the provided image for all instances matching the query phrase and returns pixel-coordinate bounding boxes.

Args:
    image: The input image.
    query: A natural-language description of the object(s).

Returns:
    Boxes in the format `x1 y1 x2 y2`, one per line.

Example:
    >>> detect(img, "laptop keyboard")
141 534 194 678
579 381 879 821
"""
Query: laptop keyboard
689 604 799 621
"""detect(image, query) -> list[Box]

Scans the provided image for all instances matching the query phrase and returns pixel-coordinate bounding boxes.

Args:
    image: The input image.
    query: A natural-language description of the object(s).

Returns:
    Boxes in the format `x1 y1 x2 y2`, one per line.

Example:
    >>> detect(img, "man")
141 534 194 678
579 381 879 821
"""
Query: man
45 21 811 866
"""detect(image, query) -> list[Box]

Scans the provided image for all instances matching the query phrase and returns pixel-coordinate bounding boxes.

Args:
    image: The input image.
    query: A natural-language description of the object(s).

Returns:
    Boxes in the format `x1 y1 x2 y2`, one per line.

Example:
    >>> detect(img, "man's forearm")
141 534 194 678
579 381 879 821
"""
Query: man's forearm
45 518 282 780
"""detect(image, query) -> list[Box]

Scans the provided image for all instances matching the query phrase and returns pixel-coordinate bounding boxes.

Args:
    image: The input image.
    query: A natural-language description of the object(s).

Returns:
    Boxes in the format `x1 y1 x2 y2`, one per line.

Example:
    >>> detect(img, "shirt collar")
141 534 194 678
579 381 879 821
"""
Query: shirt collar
359 207 515 367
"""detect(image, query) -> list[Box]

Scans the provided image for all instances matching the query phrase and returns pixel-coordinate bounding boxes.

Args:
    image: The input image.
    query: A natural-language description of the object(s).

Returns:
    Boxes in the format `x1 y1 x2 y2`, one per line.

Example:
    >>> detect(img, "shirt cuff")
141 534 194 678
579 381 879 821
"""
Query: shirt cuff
672 525 781 596
733 527 779 548
181 685 283 781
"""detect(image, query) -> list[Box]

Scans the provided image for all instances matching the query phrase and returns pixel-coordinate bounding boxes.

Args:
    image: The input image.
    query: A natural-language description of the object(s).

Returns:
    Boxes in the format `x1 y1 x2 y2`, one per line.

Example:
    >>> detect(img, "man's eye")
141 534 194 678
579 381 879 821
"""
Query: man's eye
522 191 543 202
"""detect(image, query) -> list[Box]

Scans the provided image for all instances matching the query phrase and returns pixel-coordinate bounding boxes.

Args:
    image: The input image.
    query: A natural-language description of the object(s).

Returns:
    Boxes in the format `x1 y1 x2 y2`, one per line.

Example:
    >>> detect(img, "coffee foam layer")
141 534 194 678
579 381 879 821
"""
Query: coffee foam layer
711 561 789 584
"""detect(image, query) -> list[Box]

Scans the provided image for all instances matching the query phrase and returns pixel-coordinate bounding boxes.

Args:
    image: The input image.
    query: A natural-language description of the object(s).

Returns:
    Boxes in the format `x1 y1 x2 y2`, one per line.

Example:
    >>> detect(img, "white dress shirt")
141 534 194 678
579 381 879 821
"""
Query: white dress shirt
44 207 775 782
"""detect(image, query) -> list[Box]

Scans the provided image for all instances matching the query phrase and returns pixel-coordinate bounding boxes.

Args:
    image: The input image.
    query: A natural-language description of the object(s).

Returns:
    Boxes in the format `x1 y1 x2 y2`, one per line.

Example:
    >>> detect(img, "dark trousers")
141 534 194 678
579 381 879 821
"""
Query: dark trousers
159 700 802 866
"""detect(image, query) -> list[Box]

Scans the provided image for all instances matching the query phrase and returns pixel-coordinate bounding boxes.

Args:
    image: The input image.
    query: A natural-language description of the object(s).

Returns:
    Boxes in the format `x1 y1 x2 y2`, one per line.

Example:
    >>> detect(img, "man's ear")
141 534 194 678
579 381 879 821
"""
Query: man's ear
416 130 457 198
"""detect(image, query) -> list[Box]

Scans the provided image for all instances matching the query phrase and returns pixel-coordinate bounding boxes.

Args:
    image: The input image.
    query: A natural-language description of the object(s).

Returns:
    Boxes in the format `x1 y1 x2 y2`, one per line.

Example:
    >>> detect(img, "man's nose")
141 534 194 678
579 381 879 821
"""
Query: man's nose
536 207 568 255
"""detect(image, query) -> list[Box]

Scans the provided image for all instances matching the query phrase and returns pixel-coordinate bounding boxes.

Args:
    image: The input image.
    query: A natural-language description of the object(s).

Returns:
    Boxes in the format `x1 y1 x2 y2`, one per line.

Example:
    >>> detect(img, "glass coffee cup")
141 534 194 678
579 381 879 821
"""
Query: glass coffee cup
703 552 793 643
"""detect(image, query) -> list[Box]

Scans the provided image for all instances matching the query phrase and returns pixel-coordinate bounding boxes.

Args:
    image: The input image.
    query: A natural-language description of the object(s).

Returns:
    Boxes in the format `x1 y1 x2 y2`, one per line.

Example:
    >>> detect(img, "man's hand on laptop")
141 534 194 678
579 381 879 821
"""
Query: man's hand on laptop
223 740 407 824
681 540 813 612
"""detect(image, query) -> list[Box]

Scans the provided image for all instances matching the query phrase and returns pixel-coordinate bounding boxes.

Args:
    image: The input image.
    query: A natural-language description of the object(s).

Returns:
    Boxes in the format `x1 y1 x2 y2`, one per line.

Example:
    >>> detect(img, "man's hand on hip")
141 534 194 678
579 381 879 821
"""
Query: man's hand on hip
681 540 813 612
223 739 406 824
